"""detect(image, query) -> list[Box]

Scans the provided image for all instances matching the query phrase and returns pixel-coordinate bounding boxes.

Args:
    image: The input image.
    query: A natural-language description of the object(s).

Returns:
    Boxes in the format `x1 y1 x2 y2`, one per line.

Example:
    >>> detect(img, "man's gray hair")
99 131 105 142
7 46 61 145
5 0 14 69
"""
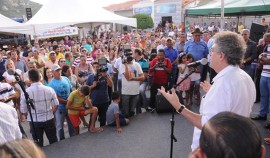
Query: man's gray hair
213 31 246 66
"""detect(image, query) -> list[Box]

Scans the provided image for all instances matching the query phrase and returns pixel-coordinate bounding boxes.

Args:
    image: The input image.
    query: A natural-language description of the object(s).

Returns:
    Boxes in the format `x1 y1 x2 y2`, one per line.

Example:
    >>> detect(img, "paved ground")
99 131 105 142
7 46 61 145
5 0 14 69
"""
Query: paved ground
21 100 270 158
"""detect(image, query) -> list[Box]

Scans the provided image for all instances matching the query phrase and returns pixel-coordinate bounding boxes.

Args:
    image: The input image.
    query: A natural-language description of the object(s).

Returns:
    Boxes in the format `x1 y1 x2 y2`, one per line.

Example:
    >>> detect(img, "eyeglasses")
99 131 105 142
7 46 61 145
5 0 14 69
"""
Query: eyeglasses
60 60 66 63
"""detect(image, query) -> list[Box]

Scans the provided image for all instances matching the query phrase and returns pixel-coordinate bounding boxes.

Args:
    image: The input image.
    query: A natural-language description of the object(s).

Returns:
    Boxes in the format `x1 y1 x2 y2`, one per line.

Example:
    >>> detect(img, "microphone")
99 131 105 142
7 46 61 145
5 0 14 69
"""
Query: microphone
187 58 208 67
7 69 20 81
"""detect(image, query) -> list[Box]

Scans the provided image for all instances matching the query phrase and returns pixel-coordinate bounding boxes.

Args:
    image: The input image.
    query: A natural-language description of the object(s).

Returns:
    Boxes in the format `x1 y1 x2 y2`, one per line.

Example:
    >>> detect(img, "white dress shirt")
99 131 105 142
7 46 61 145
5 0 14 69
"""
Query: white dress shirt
20 82 59 122
191 65 256 150
0 102 22 144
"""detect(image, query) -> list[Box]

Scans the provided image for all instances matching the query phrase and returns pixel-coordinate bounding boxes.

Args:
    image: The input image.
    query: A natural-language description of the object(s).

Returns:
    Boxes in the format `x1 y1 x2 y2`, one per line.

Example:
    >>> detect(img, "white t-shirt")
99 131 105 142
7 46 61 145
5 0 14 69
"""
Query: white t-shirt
119 62 143 95
0 102 22 144
178 64 189 78
2 69 23 91
114 57 123 80
0 83 15 106
191 65 256 150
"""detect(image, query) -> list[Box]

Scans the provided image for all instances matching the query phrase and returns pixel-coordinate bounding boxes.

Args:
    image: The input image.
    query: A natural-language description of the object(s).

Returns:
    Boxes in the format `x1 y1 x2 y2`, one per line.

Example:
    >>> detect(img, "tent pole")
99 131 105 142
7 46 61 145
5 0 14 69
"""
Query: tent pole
236 16 239 33
220 0 224 30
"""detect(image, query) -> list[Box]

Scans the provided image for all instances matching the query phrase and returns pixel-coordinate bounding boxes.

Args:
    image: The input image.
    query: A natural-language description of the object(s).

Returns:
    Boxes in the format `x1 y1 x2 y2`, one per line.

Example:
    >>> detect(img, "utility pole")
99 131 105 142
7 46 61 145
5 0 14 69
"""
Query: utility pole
220 0 224 30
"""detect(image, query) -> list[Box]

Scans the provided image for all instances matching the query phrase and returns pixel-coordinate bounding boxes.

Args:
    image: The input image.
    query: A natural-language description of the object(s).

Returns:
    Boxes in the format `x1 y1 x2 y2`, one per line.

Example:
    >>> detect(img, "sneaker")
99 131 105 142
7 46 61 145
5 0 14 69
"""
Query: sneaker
264 138 270 144
146 107 153 112
265 122 270 129
251 115 267 121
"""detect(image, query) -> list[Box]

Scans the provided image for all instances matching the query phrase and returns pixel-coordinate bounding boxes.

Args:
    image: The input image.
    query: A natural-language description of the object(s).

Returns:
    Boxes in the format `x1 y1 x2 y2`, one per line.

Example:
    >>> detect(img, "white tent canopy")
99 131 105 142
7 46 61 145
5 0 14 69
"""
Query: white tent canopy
0 14 33 34
25 0 137 35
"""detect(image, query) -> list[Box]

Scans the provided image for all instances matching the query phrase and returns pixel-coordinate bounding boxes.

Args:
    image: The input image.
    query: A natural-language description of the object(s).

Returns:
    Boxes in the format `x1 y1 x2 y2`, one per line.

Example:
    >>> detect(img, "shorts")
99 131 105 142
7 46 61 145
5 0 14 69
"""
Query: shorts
68 110 86 128
108 114 127 126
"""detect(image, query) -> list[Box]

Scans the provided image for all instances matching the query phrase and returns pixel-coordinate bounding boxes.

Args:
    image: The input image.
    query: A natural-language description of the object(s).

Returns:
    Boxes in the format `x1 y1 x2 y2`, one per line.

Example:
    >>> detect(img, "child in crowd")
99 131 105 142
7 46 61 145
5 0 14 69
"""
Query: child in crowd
176 54 191 106
187 54 201 106
106 92 129 133
67 86 103 134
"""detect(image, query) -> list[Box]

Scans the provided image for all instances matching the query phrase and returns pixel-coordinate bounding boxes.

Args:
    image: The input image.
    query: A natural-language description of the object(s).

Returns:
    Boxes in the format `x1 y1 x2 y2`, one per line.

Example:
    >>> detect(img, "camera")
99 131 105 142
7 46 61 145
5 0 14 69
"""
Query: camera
158 62 163 67
78 71 87 78
122 49 133 64
98 65 108 73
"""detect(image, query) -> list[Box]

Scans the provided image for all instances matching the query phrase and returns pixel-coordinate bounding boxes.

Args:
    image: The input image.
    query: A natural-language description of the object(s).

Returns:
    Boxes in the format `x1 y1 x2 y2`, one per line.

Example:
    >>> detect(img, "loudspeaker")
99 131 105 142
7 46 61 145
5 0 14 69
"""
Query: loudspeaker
155 92 185 113
250 23 268 43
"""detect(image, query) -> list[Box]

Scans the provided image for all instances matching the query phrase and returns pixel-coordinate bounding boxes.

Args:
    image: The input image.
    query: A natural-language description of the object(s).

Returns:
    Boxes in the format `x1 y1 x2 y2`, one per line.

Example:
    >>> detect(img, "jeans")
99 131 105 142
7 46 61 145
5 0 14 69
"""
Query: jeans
29 118 57 147
122 94 139 117
54 108 75 140
260 76 270 117
94 102 109 127
139 81 148 108
243 64 254 79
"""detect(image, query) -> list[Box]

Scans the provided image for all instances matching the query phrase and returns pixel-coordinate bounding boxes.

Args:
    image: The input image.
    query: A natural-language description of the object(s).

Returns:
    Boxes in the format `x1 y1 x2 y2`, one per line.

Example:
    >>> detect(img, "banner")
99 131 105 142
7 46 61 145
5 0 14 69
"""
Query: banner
133 6 152 15
33 27 78 39
156 4 176 14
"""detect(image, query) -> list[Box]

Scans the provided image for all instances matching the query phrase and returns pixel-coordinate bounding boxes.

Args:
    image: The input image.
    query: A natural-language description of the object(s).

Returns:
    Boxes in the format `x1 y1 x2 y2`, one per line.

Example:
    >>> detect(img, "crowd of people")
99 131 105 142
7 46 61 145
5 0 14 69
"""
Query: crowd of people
0 18 270 157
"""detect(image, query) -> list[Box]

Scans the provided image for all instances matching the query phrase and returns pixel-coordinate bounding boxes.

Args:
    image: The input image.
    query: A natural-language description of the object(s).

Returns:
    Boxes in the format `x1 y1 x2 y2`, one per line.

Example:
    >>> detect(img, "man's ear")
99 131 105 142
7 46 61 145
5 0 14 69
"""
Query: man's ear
261 145 266 158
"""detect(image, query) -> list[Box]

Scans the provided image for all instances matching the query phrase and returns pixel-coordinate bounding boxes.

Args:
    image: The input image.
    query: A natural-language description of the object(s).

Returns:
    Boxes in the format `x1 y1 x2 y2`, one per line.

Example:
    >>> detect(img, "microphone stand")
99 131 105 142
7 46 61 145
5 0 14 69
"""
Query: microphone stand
14 75 39 144
169 68 196 158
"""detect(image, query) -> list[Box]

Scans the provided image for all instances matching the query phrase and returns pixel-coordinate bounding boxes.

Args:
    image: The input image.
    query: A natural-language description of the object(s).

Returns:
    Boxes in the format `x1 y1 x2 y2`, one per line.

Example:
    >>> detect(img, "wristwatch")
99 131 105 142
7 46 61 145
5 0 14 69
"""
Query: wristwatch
177 105 185 114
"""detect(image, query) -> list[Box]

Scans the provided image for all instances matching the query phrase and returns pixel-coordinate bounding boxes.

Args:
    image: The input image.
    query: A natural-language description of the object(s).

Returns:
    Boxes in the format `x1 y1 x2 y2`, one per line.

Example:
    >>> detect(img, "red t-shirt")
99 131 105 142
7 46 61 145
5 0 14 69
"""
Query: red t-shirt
150 58 172 84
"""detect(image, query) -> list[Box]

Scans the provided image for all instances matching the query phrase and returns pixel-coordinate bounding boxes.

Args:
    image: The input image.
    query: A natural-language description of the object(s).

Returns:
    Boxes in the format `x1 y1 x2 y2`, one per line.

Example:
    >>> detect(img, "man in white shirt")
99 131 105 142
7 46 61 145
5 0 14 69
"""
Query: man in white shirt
157 38 166 51
159 31 256 151
119 50 144 117
20 69 59 147
0 102 22 144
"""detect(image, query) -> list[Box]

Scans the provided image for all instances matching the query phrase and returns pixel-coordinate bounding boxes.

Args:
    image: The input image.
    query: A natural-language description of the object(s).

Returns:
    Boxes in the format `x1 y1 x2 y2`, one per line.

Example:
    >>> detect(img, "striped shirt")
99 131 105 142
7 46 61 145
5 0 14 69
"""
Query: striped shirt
0 102 22 144
262 45 270 77
20 82 59 122
0 82 15 106
72 56 94 67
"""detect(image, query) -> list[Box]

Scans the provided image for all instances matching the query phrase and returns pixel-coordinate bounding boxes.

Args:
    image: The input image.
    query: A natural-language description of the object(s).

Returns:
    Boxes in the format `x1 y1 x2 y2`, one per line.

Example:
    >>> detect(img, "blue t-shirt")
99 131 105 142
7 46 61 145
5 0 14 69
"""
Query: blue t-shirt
184 40 209 61
83 44 92 52
49 76 71 109
164 47 178 66
86 74 109 105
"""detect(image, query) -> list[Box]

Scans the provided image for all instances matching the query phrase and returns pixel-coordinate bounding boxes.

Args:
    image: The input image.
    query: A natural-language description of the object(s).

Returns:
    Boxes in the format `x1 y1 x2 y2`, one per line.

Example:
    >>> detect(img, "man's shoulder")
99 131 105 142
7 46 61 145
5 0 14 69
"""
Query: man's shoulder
248 40 257 46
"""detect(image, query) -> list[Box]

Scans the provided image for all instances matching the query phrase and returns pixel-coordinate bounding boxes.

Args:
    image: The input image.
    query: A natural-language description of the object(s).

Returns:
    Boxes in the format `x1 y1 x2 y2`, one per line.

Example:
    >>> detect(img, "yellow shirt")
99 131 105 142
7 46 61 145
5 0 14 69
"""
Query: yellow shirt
67 90 85 115
47 53 65 61
30 56 45 74
238 24 244 33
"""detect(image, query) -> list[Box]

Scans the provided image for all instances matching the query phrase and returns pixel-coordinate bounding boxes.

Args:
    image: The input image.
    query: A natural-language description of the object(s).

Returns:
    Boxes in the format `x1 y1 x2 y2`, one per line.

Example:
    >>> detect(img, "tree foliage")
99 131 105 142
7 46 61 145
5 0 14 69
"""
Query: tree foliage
132 14 154 29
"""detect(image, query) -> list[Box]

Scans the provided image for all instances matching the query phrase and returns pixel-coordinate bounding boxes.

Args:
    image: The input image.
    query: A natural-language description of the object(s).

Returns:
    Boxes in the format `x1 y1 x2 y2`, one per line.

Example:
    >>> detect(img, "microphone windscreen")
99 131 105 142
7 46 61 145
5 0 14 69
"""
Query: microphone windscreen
201 58 208 65
7 69 15 75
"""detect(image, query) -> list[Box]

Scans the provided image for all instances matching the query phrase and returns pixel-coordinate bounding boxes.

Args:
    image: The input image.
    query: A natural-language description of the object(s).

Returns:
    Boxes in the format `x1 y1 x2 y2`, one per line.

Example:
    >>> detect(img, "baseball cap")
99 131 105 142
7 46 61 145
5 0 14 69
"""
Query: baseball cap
51 64 62 71
49 51 56 55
